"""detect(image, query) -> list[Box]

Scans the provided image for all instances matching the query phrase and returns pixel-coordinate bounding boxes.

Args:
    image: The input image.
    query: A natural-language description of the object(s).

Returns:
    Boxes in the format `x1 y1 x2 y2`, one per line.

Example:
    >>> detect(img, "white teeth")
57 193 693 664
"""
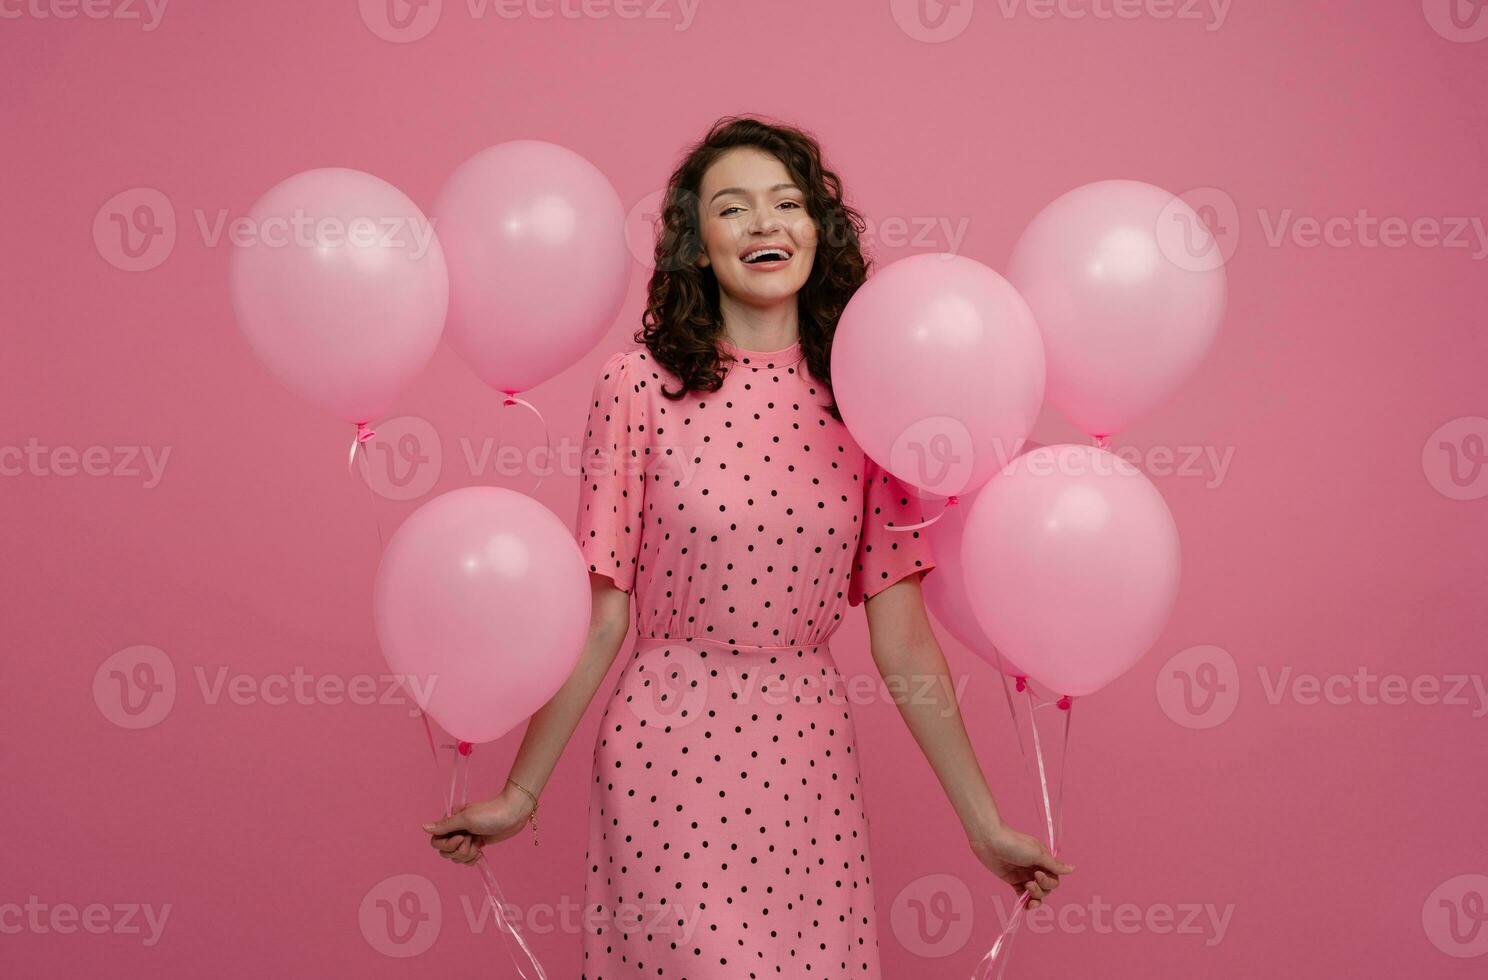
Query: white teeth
744 248 789 263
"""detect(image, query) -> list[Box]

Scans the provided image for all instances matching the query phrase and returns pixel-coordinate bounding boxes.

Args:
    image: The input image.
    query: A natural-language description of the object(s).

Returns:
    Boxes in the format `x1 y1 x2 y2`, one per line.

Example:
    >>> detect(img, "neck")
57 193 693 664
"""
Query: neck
718 292 800 351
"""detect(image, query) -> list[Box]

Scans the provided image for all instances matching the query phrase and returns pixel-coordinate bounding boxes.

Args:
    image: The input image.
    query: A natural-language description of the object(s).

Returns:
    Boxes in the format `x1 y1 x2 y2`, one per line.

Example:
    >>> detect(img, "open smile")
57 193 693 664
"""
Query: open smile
739 243 794 269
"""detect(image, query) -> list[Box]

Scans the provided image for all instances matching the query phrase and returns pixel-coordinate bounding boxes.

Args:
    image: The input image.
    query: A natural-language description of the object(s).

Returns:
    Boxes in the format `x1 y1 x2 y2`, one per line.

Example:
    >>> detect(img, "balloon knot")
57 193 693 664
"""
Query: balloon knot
946 495 958 505
1056 695 1073 711
457 740 474 756
355 421 376 443
501 388 520 406
1014 676 1027 692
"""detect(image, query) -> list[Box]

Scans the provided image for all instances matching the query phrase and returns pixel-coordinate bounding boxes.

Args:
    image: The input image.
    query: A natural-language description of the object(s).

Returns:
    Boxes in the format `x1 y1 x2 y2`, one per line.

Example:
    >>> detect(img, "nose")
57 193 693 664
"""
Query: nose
747 203 783 236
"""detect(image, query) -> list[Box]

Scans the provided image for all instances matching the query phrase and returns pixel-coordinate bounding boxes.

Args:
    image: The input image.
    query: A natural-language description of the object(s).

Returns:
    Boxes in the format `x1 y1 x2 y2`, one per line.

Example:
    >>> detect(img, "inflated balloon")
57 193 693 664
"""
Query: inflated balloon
832 253 1045 498
431 140 630 394
961 444 1180 697
228 167 448 424
1007 180 1226 439
923 478 1026 678
922 440 1048 680
373 486 591 744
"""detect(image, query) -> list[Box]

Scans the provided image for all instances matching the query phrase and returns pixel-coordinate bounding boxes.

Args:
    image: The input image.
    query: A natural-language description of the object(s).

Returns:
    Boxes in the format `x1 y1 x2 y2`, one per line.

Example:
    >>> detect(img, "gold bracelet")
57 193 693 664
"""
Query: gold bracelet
507 777 539 846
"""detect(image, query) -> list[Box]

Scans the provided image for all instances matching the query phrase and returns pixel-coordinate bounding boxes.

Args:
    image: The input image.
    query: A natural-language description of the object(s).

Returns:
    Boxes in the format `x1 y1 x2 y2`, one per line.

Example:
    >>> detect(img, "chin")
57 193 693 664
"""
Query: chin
739 285 803 306
730 274 809 302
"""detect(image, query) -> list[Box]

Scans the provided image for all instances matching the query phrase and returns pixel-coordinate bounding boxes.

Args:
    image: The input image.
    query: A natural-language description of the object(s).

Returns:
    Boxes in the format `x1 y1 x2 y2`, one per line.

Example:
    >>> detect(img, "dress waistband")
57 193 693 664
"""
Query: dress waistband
634 635 831 654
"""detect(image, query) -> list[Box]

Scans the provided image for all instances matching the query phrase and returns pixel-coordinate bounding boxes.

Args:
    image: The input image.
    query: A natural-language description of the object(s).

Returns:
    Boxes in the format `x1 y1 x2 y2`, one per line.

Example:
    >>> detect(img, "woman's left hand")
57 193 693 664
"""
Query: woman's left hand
968 824 1074 910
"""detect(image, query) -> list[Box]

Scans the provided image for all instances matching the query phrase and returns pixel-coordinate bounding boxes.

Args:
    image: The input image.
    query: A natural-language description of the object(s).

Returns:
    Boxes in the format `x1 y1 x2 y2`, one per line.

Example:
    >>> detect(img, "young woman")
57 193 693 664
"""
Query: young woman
424 115 1073 978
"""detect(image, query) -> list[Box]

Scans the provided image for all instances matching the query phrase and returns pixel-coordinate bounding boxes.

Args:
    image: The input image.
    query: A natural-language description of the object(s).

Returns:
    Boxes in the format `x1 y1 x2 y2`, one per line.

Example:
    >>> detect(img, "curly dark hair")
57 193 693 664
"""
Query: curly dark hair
633 114 870 422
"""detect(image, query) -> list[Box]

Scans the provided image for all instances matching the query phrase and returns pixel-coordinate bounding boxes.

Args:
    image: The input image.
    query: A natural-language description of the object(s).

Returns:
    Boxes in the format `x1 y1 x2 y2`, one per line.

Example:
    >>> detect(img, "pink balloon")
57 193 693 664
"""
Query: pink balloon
431 141 631 393
923 477 1026 678
1007 180 1226 439
961 445 1181 697
228 168 448 424
373 486 591 744
832 253 1045 498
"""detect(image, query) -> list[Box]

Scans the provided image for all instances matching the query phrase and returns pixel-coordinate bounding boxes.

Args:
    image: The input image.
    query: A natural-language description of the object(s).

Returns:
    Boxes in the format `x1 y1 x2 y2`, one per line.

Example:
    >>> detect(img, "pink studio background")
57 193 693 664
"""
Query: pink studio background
4 2 1486 977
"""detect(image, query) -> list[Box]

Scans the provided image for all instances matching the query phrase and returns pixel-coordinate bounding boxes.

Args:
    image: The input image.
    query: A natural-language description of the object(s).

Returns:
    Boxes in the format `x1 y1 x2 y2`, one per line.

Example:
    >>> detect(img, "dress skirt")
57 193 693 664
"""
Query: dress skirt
582 635 883 979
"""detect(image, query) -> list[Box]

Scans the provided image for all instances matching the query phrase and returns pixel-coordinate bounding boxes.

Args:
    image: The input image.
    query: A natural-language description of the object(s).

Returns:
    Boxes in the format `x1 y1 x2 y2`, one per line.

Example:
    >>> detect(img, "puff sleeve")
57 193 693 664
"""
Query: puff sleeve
575 351 648 593
847 456 938 607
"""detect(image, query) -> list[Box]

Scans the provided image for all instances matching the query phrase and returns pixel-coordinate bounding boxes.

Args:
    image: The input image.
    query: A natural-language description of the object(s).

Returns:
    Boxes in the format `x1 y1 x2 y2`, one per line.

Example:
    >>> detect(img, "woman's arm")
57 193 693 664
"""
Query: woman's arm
864 572 1073 907
423 574 631 863
506 574 632 797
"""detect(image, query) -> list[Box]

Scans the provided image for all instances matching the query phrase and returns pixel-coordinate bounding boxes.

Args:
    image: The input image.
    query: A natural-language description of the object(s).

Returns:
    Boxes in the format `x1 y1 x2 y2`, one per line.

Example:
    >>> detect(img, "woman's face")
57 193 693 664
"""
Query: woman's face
694 147 818 309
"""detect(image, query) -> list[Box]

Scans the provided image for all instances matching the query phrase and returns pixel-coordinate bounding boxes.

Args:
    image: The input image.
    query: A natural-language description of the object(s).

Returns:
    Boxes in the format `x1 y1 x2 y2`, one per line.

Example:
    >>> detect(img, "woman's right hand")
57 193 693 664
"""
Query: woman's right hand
422 785 534 865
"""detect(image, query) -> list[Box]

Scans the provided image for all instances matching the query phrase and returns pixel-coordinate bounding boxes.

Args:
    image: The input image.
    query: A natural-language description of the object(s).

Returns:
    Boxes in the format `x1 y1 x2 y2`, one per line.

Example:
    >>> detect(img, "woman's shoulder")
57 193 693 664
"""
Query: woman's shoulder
591 346 679 399
593 347 646 390
586 349 660 427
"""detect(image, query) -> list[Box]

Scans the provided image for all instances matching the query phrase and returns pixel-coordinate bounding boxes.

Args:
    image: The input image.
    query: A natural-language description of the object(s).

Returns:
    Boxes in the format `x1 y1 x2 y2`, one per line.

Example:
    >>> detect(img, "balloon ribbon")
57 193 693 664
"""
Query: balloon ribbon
972 687 1073 980
417 711 549 979
885 494 957 532
497 389 555 494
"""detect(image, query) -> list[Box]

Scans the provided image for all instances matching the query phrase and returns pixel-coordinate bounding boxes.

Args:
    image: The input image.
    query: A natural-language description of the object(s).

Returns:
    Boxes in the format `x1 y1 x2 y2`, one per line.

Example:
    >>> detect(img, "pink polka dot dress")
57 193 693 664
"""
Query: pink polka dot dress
574 338 937 979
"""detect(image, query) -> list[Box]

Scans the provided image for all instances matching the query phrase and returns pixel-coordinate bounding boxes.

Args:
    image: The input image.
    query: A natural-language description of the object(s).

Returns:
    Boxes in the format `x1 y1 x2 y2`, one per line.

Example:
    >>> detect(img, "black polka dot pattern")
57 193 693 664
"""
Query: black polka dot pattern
574 341 937 978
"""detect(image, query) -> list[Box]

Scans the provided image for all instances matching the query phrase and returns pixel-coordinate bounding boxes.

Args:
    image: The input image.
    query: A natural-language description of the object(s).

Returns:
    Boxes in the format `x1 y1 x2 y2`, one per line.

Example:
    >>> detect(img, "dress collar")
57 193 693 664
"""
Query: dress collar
719 335 805 370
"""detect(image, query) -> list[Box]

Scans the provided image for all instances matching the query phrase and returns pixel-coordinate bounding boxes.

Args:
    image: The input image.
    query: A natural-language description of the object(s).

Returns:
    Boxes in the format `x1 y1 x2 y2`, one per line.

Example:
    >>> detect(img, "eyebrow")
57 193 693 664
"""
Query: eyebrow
708 183 801 205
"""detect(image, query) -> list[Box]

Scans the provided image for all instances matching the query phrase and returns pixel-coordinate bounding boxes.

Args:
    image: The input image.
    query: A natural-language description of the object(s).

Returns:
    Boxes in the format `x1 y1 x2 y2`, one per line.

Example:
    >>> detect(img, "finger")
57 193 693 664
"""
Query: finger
433 834 467 853
1036 850 1075 876
422 813 467 836
1023 880 1046 901
1027 898 1042 910
1034 870 1059 892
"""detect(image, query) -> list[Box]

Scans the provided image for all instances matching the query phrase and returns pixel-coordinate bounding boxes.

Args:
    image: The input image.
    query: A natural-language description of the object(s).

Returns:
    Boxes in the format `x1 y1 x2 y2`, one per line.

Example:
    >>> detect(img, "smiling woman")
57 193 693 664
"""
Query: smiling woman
419 115 1069 980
